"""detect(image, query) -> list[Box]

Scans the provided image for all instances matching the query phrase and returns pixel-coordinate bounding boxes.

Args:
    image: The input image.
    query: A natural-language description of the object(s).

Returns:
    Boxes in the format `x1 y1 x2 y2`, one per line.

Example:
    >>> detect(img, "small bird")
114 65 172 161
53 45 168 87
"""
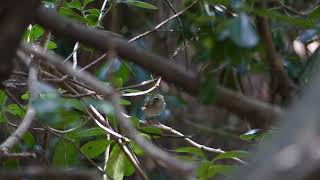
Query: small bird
142 94 166 117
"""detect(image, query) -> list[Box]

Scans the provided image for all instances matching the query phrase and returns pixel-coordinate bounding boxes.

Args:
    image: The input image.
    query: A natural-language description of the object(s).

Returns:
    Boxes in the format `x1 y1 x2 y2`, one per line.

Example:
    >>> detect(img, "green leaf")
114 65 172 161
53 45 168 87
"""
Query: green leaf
22 131 37 149
66 0 82 10
33 98 83 129
31 25 45 41
0 90 7 123
106 145 125 180
52 139 79 167
112 77 123 88
130 116 140 128
85 14 99 26
47 40 57 50
197 161 216 180
114 63 131 84
119 98 131 106
59 7 86 23
21 91 29 100
2 159 19 169
0 90 6 103
229 13 258 48
80 139 113 159
211 164 235 176
123 156 135 176
123 0 158 10
129 141 143 156
240 129 261 141
6 104 25 118
308 6 320 20
72 127 106 138
175 147 205 157
214 150 250 161
85 8 100 16
0 109 5 123
139 126 162 135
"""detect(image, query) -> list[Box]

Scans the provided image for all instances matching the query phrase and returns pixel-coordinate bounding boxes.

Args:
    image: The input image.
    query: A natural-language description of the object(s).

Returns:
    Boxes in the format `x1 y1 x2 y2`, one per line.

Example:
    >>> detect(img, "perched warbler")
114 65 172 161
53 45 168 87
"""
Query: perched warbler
142 94 166 117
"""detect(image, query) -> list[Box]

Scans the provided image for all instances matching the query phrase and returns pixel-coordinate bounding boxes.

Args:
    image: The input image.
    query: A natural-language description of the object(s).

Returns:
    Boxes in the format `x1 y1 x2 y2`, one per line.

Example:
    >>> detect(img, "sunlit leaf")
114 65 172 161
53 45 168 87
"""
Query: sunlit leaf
47 40 57 50
21 91 29 100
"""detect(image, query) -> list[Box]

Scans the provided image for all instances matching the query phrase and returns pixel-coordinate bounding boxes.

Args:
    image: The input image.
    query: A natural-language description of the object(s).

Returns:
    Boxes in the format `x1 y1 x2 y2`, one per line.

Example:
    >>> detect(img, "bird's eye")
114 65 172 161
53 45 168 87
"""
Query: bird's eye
153 97 159 101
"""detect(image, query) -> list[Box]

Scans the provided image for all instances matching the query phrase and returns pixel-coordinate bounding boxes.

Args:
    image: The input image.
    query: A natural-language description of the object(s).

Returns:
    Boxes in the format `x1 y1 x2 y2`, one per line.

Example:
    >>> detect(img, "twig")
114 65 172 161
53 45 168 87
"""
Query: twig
121 78 161 97
117 78 158 91
129 0 198 42
163 0 189 70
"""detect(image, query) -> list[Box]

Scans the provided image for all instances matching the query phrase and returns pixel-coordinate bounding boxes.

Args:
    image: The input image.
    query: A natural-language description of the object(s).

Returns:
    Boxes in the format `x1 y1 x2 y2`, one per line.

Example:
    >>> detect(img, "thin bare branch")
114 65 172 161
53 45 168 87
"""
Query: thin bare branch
143 121 247 165
163 0 189 69
121 78 161 97
129 0 198 42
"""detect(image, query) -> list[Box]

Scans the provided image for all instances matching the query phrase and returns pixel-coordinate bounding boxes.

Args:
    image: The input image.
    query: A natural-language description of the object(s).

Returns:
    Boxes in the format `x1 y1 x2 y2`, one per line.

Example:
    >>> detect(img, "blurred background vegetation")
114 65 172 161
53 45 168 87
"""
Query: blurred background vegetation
1 0 320 179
